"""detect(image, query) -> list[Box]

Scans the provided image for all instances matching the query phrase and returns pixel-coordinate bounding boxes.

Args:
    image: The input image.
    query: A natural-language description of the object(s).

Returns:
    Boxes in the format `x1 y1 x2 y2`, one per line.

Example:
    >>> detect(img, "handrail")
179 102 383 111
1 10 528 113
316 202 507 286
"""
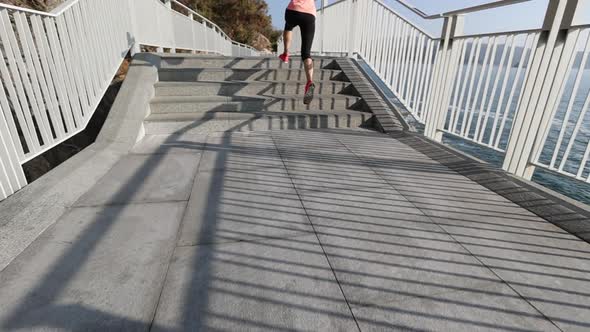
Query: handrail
0 0 257 52
390 0 532 19
440 0 531 18
164 0 259 51
0 3 58 17
49 0 79 16
169 0 229 40
0 0 79 17
372 0 438 39
161 0 259 52
370 0 536 40
455 27 543 40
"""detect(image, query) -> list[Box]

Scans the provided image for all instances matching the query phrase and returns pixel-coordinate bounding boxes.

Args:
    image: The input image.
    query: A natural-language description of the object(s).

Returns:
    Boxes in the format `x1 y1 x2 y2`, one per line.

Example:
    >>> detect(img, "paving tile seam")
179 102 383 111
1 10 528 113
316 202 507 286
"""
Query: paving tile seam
175 231 318 249
195 165 288 175
333 134 566 332
147 145 206 332
269 133 363 332
70 199 191 209
129 151 204 156
289 184 395 196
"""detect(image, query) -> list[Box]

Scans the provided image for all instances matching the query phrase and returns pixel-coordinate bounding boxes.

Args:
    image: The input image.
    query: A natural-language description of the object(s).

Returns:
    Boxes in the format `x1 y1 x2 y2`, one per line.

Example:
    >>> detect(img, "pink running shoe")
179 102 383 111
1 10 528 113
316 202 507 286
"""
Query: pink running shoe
279 52 289 63
304 81 315 105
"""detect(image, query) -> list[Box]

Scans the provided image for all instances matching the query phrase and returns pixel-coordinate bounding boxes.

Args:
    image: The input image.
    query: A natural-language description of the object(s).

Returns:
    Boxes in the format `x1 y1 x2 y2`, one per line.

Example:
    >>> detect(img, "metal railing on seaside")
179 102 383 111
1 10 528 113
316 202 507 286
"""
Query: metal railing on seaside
0 0 259 200
281 0 590 187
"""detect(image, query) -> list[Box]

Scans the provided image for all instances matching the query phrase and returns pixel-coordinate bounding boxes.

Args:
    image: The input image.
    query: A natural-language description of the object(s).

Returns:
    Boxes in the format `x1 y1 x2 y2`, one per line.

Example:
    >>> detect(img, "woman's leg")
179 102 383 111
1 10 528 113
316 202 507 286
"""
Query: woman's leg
281 9 297 61
299 14 316 104
299 15 316 82
282 30 293 55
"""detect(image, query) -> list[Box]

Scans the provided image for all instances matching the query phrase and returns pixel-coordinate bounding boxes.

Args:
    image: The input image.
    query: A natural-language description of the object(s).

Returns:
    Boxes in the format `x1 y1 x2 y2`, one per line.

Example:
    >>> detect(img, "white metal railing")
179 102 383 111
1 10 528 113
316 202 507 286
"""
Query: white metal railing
531 26 590 181
357 0 439 122
443 31 538 152
0 0 258 200
284 0 590 187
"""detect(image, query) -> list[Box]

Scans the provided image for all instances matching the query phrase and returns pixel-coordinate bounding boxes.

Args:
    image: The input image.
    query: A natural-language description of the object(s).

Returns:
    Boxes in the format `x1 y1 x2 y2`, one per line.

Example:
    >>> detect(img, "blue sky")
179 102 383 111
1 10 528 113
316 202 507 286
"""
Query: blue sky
267 0 590 36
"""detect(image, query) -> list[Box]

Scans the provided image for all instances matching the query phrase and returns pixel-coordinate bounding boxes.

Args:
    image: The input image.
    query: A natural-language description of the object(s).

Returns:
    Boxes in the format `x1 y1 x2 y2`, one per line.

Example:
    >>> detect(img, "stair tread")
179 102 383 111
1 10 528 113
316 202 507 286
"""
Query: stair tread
156 79 346 84
146 110 371 122
154 81 349 86
157 54 342 60
151 94 361 103
159 68 342 72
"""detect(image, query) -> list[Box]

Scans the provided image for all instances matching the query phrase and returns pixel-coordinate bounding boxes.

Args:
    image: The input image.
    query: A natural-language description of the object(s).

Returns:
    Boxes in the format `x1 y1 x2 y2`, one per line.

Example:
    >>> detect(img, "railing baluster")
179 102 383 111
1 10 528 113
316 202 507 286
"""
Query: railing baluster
480 35 510 144
558 86 590 174
398 23 411 95
389 17 402 90
45 16 78 131
30 15 65 139
384 16 399 86
63 9 91 114
378 10 393 75
14 12 54 145
459 38 482 137
0 64 25 160
0 10 40 154
448 39 468 133
473 36 498 141
0 101 26 195
451 37 476 133
402 28 417 101
494 33 538 150
409 34 425 110
55 14 84 125
418 40 436 120
465 36 494 139
70 3 98 101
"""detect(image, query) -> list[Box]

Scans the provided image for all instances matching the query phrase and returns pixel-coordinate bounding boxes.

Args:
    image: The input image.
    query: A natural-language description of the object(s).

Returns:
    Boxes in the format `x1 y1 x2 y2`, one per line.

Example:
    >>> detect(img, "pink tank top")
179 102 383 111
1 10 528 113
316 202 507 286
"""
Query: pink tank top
288 0 316 16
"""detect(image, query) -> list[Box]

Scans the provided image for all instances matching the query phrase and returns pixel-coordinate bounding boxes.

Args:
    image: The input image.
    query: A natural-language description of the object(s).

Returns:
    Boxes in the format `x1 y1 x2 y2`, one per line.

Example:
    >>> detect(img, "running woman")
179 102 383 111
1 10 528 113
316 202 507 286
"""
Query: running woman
279 0 316 105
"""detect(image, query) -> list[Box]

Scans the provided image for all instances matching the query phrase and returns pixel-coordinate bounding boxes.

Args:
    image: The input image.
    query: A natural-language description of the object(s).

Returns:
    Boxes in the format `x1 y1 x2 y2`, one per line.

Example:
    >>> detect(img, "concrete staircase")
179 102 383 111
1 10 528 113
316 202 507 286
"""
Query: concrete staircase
144 55 375 134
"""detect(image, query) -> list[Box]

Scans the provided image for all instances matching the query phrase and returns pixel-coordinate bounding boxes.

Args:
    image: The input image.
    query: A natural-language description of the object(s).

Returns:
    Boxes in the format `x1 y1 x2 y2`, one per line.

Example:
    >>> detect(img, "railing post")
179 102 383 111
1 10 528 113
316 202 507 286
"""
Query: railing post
166 0 176 53
423 14 464 141
128 0 140 56
190 13 197 54
131 43 141 56
502 0 579 179
347 0 357 57
320 0 327 55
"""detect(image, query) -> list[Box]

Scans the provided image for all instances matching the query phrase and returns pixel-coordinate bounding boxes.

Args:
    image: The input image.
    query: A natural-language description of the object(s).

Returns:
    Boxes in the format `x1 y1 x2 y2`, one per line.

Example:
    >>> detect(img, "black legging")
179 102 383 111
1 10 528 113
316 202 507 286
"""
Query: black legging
284 9 316 60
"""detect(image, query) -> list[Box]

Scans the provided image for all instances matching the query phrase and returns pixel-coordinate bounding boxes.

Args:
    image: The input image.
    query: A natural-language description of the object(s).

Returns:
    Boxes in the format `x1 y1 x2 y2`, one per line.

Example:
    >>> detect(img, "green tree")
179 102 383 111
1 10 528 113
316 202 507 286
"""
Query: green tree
178 0 279 49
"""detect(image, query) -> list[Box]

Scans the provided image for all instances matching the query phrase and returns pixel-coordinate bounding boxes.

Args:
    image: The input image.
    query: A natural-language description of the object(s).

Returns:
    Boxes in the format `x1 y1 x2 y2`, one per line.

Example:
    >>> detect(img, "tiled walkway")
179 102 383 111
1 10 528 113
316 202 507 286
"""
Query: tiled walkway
1 128 589 331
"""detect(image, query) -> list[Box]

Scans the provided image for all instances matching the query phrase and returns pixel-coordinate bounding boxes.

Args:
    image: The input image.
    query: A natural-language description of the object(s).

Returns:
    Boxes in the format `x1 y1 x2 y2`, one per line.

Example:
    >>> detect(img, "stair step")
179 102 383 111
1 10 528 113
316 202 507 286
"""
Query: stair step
144 111 374 135
154 81 357 97
159 55 339 70
150 95 366 113
158 68 348 82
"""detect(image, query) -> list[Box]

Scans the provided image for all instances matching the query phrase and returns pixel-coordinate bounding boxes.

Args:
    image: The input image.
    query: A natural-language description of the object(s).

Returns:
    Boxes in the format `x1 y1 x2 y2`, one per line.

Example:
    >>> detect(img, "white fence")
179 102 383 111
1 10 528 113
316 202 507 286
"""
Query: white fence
442 31 538 152
0 0 258 200
283 0 590 185
531 26 590 182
